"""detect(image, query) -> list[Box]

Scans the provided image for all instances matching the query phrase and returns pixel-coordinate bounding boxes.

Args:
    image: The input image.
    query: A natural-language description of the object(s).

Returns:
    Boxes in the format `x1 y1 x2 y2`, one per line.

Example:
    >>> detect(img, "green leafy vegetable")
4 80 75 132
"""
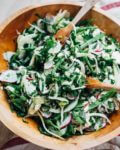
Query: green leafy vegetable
1 10 120 139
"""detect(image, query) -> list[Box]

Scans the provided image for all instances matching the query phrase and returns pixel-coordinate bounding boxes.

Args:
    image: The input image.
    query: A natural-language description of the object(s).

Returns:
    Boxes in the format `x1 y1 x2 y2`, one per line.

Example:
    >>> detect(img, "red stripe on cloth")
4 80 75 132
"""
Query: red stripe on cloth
1 137 29 150
101 1 120 10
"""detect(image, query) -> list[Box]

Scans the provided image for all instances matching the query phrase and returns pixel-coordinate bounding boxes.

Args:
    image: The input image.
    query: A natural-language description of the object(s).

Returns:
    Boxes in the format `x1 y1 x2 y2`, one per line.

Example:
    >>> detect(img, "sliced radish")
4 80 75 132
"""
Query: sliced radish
41 111 52 118
95 93 101 99
49 96 68 103
95 49 101 53
83 102 89 109
66 93 76 100
60 113 72 129
46 13 54 21
26 77 33 81
0 70 17 83
87 113 111 124
112 51 120 64
92 49 102 55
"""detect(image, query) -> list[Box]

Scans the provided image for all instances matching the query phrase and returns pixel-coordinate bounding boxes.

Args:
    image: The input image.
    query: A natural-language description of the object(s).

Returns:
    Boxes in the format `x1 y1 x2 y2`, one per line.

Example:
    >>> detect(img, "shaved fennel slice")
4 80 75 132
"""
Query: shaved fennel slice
23 79 36 95
49 96 68 103
3 52 15 62
113 64 120 86
73 59 85 74
28 96 44 115
17 34 36 50
29 23 45 33
60 107 64 123
0 70 17 83
88 54 100 73
87 113 111 124
54 10 70 24
41 111 52 118
38 113 64 140
64 97 79 112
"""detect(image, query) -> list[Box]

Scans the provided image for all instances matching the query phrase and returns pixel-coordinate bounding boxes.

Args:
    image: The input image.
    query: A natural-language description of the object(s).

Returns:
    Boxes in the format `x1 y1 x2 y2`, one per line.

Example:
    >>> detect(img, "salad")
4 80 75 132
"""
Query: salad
1 10 120 139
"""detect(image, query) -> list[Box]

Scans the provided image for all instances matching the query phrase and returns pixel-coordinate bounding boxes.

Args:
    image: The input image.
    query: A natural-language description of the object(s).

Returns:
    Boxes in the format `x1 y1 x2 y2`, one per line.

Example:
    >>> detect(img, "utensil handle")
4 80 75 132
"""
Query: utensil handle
72 0 100 25
86 77 120 92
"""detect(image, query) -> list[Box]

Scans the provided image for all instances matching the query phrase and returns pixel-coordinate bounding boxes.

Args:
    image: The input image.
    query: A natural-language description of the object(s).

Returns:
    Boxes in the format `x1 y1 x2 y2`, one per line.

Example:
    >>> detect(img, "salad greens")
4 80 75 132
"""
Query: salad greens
1 10 120 139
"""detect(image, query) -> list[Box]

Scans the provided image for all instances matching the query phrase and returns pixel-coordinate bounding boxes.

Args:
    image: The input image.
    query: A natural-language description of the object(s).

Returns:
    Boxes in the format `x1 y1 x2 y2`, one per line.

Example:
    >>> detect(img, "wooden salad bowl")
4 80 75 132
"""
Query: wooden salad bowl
0 2 120 150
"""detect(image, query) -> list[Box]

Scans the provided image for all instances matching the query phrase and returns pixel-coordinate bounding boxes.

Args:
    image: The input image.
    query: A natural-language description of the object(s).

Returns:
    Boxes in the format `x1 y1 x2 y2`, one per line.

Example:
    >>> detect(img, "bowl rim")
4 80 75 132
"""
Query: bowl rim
0 1 120 33
0 1 120 150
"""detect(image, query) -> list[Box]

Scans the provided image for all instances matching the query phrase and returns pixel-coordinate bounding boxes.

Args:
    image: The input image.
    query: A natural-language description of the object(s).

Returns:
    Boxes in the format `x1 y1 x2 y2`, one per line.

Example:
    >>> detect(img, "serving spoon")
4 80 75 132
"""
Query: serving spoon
54 0 120 92
54 0 100 44
86 77 120 92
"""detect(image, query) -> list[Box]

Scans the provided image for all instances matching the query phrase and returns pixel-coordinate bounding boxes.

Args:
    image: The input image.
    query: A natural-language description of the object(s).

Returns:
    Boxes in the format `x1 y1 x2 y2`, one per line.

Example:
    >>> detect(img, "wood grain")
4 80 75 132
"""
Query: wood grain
0 2 120 150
